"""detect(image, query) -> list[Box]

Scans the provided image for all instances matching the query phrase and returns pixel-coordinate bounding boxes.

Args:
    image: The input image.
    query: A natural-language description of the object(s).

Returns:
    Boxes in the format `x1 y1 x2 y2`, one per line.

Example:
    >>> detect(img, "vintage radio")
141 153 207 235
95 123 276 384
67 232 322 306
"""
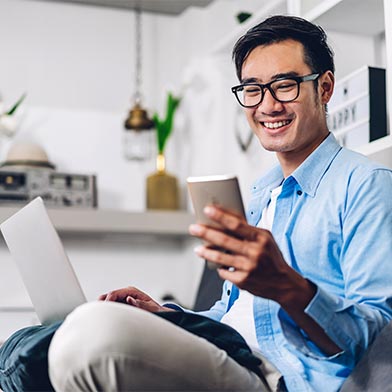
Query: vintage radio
0 169 97 208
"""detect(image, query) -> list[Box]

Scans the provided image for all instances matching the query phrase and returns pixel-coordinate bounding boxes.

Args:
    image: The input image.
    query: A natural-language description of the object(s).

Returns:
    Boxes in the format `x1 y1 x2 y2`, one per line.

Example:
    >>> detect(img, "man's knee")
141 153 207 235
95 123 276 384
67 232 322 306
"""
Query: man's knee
48 301 158 389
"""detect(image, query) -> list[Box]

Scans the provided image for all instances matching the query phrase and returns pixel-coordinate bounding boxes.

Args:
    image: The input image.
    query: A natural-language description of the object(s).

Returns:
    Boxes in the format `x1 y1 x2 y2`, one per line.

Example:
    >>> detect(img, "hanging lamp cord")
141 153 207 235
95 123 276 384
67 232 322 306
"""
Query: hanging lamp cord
134 4 142 105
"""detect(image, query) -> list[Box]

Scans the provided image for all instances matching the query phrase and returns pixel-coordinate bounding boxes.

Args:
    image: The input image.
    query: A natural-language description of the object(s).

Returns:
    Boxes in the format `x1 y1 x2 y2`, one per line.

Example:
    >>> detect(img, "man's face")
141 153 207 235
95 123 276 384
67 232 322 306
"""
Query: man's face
241 39 334 162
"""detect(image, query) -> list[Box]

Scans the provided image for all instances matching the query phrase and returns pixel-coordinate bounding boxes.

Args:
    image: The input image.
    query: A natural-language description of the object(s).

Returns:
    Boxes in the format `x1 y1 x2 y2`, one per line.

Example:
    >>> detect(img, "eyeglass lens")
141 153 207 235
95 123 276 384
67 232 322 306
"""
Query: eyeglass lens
237 79 299 107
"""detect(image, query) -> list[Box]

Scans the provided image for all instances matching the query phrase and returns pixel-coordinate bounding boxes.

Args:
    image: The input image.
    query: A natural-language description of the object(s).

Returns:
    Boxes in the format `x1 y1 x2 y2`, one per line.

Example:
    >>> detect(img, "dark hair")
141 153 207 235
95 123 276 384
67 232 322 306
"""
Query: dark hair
232 15 335 81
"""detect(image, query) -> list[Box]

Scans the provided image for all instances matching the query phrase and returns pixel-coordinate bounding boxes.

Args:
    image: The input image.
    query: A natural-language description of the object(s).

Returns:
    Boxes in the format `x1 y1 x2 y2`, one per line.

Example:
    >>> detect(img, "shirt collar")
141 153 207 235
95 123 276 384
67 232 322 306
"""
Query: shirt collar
251 133 342 198
291 133 342 197
251 165 284 195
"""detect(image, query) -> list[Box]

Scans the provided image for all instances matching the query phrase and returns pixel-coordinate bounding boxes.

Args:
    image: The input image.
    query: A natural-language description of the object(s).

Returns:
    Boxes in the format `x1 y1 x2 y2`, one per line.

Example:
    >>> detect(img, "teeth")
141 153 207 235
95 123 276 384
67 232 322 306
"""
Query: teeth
263 120 290 129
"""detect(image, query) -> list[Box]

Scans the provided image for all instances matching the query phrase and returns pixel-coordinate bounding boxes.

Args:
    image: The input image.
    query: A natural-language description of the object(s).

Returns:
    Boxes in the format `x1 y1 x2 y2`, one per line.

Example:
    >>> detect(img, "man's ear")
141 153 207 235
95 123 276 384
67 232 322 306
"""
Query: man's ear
319 71 335 104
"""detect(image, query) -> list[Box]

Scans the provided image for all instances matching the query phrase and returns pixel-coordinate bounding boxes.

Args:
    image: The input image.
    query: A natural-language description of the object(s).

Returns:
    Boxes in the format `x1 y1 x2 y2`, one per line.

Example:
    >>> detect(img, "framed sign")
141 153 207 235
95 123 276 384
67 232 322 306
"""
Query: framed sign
327 66 387 149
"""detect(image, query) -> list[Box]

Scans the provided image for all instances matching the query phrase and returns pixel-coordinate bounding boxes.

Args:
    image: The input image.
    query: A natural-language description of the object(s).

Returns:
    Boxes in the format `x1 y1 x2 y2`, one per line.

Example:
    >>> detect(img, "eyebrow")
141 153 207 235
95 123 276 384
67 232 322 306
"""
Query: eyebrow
241 71 302 84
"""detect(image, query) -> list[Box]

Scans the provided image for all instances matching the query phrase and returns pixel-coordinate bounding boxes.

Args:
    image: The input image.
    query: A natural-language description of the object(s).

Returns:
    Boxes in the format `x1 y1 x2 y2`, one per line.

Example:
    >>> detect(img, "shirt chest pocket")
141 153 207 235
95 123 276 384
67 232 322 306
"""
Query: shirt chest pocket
283 202 344 286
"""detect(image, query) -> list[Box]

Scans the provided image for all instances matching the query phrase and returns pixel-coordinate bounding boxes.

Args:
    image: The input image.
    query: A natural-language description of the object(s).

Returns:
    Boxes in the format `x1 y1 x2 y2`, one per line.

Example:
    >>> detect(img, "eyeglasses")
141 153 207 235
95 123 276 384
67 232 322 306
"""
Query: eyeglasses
231 73 320 108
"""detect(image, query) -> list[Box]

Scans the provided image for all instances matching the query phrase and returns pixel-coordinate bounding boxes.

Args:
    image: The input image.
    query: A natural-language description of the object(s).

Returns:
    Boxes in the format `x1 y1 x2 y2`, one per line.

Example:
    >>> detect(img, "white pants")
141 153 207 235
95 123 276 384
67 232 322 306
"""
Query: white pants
48 301 278 391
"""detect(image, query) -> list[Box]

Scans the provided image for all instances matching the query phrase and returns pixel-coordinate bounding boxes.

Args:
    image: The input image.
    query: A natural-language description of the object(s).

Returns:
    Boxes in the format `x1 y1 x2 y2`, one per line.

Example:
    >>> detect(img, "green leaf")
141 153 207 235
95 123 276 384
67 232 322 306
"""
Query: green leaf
153 92 181 154
236 12 252 24
6 93 27 116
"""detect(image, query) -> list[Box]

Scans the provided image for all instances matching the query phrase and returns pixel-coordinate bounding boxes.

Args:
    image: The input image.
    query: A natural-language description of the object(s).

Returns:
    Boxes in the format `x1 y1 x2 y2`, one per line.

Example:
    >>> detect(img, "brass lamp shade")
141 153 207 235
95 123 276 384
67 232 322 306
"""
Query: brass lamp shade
124 103 155 130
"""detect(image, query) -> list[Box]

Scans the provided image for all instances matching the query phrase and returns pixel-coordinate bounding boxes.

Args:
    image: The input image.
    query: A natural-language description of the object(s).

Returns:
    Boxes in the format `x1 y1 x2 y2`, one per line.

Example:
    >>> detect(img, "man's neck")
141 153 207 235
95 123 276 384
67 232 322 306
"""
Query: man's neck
277 132 330 178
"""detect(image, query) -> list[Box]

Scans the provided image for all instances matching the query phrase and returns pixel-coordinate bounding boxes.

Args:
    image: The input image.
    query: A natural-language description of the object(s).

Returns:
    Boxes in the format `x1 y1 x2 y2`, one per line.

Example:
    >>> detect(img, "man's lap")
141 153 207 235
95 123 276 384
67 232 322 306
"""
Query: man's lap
49 301 267 391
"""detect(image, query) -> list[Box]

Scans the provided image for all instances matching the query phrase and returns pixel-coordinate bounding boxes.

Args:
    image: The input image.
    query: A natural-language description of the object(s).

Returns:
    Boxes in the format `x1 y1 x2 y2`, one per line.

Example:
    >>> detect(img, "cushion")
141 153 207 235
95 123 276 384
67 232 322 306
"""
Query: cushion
340 321 392 392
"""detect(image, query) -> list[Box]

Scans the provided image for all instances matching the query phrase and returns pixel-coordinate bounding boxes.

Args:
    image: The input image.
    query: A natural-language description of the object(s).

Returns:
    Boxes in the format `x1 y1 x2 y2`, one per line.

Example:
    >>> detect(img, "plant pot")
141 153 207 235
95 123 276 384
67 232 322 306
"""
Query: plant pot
146 154 179 210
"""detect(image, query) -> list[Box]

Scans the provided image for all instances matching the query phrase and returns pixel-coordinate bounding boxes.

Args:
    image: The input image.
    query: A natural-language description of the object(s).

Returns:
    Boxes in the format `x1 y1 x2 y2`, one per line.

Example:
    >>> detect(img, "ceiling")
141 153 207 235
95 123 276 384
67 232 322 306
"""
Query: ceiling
35 0 215 15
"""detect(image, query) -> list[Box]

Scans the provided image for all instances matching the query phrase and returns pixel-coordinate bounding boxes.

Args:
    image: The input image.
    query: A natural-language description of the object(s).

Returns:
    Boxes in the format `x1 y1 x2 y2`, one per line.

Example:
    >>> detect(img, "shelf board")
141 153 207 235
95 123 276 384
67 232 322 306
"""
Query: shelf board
36 0 213 15
210 0 287 54
305 0 385 36
0 306 34 312
0 207 195 237
354 134 392 168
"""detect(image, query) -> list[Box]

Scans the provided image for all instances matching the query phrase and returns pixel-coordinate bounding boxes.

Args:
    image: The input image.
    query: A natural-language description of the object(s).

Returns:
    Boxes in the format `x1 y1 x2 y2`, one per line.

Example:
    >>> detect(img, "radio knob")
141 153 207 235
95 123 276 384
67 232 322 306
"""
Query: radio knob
62 196 72 206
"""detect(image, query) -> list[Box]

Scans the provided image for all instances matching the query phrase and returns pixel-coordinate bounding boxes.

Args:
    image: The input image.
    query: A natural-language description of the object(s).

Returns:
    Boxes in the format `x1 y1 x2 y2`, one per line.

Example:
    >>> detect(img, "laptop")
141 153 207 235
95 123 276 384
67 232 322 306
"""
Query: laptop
0 197 87 325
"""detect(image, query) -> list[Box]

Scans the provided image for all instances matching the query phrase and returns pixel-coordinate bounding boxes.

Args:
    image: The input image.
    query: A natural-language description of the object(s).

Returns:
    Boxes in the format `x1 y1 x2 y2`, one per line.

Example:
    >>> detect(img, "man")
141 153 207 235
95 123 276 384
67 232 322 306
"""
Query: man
2 15 392 392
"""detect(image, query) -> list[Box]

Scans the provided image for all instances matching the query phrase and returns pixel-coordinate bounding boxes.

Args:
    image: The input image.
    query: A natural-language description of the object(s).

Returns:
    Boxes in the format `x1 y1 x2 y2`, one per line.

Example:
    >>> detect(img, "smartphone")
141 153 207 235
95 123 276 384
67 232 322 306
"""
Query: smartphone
187 174 245 226
187 174 245 269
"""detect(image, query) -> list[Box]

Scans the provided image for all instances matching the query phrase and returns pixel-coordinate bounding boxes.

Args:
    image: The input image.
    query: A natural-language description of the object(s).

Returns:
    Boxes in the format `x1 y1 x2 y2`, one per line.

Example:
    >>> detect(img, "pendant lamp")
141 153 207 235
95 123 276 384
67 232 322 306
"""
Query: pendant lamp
124 5 155 161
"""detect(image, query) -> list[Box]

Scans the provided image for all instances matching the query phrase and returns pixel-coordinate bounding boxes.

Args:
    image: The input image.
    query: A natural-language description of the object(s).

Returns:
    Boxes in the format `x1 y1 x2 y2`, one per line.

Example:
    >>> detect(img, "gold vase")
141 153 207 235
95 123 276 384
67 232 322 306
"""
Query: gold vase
146 154 179 210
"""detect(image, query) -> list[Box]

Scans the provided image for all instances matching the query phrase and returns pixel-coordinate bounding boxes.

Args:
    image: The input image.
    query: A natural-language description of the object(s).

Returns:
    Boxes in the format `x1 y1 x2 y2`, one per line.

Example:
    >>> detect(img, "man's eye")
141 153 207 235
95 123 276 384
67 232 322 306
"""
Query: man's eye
275 81 296 90
244 86 260 95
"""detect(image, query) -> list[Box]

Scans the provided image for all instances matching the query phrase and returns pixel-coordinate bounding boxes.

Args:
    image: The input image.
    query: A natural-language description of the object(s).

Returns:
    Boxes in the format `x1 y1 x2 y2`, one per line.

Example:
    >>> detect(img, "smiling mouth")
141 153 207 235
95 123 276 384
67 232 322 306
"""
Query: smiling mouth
262 120 292 129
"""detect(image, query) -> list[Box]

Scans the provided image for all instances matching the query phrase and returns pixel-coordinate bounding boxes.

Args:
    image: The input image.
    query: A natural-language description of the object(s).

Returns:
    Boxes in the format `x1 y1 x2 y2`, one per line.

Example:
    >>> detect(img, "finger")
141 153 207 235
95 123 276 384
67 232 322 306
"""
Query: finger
98 293 107 301
204 206 260 241
192 224 254 256
194 245 248 270
217 267 250 287
208 204 245 220
126 296 138 306
126 297 162 312
127 288 154 302
104 293 125 302
104 288 133 303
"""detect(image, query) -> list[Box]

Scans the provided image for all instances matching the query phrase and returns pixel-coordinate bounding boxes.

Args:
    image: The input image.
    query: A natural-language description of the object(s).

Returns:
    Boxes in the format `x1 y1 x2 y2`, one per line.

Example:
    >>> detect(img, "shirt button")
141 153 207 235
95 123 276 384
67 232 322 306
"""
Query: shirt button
250 211 254 215
227 289 231 296
297 190 303 195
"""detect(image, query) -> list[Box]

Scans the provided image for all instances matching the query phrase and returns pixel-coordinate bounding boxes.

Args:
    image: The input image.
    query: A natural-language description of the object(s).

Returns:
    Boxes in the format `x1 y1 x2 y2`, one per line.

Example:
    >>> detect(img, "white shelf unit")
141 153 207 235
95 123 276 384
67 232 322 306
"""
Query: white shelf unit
0 207 195 239
304 0 391 166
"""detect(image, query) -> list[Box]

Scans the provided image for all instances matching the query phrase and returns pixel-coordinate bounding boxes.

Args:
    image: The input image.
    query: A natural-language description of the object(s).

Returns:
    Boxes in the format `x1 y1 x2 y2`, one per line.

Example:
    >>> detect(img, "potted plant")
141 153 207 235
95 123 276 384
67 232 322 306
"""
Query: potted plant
146 92 181 210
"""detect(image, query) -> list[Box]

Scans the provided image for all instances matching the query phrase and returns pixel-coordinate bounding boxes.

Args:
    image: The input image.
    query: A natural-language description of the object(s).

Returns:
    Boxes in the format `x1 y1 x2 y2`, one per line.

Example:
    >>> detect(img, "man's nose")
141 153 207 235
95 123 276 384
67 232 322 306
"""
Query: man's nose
256 88 284 114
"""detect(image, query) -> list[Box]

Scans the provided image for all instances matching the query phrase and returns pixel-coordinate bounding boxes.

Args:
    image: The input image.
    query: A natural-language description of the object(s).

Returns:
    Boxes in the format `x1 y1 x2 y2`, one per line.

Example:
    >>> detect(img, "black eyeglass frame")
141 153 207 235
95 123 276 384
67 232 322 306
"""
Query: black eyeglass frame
231 73 320 108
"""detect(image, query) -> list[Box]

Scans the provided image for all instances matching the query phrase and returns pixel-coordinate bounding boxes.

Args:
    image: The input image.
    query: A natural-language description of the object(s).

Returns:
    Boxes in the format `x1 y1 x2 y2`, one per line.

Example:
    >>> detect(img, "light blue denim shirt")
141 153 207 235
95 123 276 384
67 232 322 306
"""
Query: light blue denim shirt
200 133 392 391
